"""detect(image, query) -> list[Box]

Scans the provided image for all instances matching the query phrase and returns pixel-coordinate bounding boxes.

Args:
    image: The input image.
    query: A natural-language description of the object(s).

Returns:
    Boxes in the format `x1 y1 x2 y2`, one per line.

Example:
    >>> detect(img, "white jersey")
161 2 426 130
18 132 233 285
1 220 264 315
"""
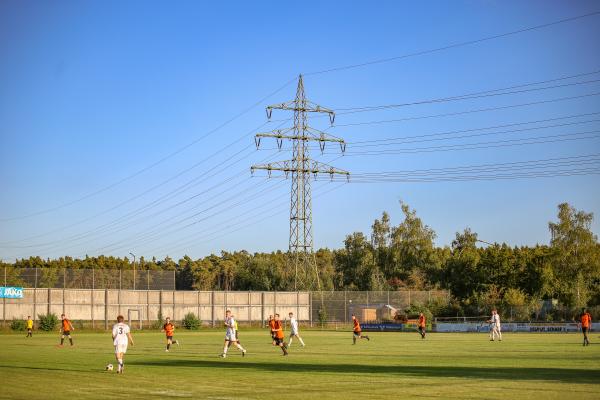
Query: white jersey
290 317 299 334
491 313 501 327
112 322 130 346
225 317 236 337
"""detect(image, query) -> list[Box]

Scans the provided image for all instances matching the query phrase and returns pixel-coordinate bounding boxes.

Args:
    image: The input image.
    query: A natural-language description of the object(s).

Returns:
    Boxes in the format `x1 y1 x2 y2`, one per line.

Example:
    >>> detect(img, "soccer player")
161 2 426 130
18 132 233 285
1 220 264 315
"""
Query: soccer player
59 314 74 346
267 315 276 345
580 308 592 346
161 317 179 352
417 312 426 339
288 312 305 347
227 314 244 350
271 313 288 355
112 315 134 374
26 316 33 338
487 309 502 341
221 310 246 358
351 314 370 344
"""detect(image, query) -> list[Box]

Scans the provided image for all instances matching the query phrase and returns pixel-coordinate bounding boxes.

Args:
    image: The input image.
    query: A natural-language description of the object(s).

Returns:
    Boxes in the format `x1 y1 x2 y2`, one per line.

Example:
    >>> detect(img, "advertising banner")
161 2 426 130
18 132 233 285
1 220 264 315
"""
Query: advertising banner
0 287 24 299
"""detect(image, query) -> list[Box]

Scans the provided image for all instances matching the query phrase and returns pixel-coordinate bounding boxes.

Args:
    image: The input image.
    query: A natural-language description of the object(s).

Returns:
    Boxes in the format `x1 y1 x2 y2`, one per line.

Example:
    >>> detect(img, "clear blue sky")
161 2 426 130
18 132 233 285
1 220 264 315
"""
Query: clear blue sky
1 0 599 261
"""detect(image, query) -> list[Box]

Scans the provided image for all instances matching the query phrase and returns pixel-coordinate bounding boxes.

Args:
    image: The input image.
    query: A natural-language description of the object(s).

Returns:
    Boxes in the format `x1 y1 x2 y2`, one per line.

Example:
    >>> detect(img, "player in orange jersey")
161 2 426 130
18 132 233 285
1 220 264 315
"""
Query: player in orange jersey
580 308 592 346
351 314 370 344
272 314 288 355
162 317 179 352
268 315 276 345
418 312 426 339
59 314 74 346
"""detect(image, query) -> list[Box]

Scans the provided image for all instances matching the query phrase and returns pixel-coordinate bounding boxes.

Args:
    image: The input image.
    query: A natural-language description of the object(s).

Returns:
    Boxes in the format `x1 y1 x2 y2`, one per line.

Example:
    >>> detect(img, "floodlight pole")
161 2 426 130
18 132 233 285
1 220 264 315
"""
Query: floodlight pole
129 252 136 290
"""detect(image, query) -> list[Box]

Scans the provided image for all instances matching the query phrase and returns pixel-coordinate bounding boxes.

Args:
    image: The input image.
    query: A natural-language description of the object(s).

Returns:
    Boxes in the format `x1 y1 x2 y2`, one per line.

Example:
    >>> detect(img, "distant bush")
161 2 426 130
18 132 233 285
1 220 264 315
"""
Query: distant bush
317 308 327 326
404 303 433 326
182 312 201 330
38 313 59 331
11 319 27 331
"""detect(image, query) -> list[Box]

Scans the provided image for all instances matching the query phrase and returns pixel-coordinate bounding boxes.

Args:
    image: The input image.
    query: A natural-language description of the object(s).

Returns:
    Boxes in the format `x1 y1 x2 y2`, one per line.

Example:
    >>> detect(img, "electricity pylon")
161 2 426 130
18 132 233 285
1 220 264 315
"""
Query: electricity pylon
251 75 349 290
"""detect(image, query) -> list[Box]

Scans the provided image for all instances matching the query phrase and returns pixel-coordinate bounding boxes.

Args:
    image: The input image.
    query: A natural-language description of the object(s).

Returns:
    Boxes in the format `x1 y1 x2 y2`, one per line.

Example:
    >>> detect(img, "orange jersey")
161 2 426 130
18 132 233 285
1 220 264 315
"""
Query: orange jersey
61 319 71 331
163 323 175 336
268 319 276 331
273 320 284 339
418 315 426 328
353 319 361 333
581 313 591 328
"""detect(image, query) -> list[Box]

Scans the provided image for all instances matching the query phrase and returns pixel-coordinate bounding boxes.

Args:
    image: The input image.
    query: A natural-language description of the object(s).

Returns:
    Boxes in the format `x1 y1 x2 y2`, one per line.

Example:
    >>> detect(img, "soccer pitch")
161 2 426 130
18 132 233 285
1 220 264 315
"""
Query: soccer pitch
0 330 598 399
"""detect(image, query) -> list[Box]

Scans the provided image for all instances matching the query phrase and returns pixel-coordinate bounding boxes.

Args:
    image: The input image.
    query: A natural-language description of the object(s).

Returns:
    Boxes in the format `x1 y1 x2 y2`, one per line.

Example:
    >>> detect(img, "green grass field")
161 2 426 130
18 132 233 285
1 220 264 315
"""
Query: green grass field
0 329 599 399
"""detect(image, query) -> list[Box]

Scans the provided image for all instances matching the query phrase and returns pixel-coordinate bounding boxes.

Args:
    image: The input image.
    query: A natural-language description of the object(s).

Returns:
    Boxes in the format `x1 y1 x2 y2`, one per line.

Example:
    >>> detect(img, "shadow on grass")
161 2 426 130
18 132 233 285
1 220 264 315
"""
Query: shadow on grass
128 358 600 384
0 364 94 373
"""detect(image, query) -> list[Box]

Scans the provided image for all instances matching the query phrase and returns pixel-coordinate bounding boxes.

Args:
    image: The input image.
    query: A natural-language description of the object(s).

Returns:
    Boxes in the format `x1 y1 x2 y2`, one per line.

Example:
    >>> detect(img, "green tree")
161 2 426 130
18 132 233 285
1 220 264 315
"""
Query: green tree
549 203 600 308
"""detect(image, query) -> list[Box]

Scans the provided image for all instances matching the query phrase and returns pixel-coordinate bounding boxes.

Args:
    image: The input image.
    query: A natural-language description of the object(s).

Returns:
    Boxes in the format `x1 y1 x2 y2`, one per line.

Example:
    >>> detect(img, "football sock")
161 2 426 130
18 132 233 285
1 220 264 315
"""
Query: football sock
167 343 171 350
223 345 229 354
299 337 305 346
60 338 64 345
69 338 73 345
288 337 293 346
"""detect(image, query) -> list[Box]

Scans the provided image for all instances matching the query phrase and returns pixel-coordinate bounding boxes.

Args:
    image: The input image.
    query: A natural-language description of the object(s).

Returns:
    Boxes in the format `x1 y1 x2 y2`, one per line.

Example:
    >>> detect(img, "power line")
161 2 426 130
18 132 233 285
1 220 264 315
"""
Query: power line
153 181 347 258
6 148 287 259
258 113 600 152
305 11 600 76
334 74 600 113
334 129 600 156
1 117 292 250
347 112 600 145
350 154 600 176
0 76 298 222
347 117 600 148
326 91 600 127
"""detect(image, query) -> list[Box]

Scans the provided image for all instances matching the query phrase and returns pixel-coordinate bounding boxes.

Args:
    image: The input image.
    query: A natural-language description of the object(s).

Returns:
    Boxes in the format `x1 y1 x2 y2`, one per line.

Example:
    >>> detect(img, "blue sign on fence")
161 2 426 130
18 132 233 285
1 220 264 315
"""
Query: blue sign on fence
0 287 24 299
361 323 404 332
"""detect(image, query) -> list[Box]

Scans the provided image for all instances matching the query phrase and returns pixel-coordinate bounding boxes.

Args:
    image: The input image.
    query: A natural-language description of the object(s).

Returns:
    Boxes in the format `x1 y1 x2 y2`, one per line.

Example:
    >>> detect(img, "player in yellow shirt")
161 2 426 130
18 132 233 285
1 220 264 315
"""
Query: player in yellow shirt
26 316 33 338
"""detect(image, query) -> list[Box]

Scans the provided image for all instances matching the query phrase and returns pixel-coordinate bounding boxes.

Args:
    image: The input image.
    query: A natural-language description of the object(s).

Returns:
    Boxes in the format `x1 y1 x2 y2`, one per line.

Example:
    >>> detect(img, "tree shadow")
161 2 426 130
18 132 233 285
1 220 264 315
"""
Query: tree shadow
128 358 600 384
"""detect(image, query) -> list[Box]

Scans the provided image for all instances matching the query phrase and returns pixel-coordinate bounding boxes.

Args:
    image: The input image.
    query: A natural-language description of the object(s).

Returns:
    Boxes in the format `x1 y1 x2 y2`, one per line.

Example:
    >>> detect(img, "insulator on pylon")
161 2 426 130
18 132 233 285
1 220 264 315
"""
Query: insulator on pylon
250 167 255 175
255 137 261 149
329 113 335 125
266 108 272 119
277 138 283 150
319 141 325 154
340 142 346 153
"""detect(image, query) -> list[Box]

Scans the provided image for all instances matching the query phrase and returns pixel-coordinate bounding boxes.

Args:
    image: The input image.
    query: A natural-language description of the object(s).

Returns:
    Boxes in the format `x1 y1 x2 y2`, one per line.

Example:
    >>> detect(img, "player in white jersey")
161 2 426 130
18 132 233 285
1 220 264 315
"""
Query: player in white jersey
112 315 134 373
288 312 305 347
486 309 502 341
221 310 246 358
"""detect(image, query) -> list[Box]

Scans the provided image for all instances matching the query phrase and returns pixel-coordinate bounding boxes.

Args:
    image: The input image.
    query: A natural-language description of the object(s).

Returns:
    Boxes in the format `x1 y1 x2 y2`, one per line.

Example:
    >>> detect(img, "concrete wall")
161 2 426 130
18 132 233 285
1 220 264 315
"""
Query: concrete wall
2 289 310 327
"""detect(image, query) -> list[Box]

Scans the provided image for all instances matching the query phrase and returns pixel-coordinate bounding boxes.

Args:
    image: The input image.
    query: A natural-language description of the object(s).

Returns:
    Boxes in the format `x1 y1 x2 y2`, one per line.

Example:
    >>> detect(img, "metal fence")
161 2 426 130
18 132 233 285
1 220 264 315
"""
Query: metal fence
311 290 451 324
2 267 175 290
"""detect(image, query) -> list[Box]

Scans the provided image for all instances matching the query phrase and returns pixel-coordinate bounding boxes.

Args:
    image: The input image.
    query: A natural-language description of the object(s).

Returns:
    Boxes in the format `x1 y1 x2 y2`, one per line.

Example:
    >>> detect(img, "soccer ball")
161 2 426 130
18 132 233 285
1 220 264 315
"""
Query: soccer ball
106 364 114 371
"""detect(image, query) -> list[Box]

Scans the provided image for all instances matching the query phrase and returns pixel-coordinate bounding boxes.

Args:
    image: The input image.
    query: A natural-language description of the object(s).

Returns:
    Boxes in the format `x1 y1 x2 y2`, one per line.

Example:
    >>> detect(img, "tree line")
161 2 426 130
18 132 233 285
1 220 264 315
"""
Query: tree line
2 202 598 318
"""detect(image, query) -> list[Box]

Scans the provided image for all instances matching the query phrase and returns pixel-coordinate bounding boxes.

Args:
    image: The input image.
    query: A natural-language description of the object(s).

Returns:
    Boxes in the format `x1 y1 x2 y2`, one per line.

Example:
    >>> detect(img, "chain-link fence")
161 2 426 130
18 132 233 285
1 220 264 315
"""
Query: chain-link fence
1 267 175 290
310 290 451 324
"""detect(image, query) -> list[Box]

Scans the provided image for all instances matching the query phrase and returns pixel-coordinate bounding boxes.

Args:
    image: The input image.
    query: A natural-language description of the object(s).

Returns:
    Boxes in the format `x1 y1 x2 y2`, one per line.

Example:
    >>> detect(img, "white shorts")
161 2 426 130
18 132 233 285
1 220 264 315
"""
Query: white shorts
225 333 237 342
290 331 299 336
114 344 128 354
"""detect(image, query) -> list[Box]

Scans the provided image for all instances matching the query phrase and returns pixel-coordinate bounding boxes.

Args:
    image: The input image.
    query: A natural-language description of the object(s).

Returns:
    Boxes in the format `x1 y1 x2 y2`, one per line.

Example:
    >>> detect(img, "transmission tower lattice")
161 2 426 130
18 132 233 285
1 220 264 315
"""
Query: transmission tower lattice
251 75 349 290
